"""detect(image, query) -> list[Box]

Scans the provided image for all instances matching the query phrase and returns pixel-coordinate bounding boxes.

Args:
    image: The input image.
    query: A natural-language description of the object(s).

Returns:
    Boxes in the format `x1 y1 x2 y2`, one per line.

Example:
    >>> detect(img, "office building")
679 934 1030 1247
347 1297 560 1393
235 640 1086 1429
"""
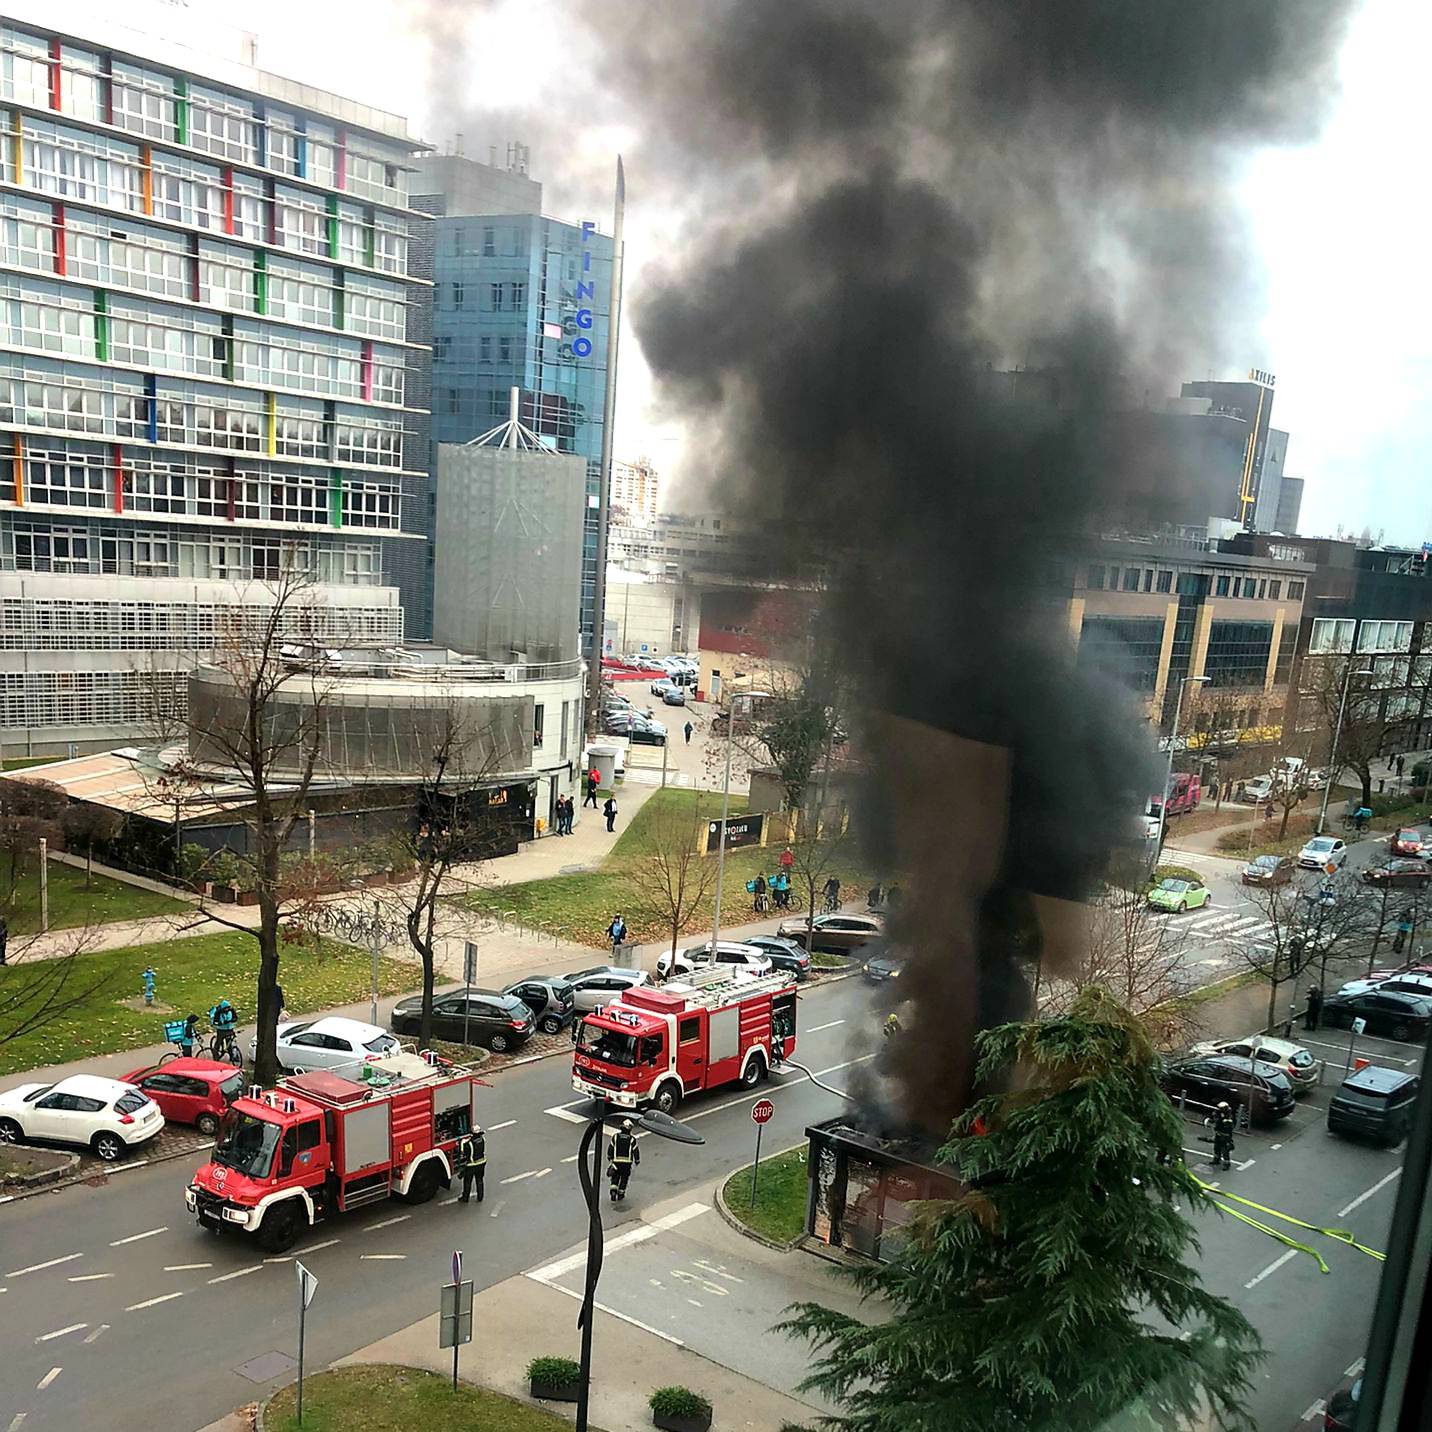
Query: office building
610 455 658 526
0 10 429 754
411 153 616 651
1173 374 1278 530
1274 476 1304 535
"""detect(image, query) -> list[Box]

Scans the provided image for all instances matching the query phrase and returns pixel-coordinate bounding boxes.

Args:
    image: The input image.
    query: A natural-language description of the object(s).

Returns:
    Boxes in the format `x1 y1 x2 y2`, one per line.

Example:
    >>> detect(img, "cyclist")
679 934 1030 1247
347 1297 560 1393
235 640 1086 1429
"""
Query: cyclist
209 998 240 1063
178 1013 201 1059
823 876 841 913
752 873 768 913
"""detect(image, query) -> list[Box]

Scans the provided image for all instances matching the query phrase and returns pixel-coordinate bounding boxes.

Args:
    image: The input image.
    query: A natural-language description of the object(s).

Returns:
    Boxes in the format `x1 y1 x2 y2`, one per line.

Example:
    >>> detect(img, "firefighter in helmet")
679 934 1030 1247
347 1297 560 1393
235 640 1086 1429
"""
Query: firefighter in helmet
883 1010 902 1039
1206 1101 1236 1171
607 1118 640 1202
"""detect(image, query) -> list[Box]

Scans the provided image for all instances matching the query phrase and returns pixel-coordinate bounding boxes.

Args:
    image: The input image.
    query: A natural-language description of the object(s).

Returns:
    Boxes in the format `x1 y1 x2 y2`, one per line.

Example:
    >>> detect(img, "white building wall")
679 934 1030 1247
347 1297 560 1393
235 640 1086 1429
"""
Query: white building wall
606 569 699 657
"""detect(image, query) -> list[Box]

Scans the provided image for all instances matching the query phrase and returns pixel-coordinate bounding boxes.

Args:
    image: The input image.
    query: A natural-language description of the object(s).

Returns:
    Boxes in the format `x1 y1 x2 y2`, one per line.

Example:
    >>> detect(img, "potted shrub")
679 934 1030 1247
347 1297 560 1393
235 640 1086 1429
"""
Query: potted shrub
650 1386 713 1432
527 1355 582 1403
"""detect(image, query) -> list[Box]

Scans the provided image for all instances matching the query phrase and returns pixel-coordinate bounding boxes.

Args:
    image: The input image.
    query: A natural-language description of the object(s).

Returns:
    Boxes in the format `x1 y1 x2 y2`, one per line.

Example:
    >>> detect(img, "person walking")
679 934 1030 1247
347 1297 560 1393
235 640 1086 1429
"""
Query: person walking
455 1124 487 1204
684 720 693 745
603 794 618 833
606 913 628 958
1305 984 1324 1032
1394 914 1413 955
1206 1102 1236 1171
584 769 600 808
607 1118 640 1201
1396 754 1406 778
1208 776 1220 804
178 1012 200 1059
779 844 795 875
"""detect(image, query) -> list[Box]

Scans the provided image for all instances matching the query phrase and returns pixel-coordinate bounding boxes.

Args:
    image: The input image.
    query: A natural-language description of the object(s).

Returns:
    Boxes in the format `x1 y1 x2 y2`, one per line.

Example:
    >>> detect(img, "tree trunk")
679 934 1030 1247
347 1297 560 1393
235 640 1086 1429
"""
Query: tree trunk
1264 947 1280 1031
1360 771 1373 808
253 894 283 1087
419 938 435 1048
86 842 94 887
1278 803 1291 839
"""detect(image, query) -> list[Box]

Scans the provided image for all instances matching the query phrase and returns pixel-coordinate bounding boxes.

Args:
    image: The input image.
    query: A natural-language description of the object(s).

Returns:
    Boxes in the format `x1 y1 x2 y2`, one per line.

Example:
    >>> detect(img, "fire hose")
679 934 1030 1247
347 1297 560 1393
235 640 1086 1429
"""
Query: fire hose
773 1048 853 1103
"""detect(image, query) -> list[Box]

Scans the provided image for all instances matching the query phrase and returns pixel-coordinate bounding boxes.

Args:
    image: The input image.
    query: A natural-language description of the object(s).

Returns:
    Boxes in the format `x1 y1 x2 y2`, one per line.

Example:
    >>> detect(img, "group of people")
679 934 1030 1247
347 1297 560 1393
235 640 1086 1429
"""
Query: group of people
561 770 617 834
552 794 576 835
866 881 901 911
748 871 793 912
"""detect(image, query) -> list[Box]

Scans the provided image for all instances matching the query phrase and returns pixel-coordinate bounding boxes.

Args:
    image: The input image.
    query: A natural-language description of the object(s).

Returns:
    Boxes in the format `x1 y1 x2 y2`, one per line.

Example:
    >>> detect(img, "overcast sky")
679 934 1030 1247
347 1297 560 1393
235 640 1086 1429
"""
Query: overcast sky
179 0 1425 542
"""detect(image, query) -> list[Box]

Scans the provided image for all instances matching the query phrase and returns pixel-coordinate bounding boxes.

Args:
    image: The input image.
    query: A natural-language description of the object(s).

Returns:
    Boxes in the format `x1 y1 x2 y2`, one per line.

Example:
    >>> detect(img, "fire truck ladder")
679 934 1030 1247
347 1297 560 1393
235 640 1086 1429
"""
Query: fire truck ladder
661 967 795 1008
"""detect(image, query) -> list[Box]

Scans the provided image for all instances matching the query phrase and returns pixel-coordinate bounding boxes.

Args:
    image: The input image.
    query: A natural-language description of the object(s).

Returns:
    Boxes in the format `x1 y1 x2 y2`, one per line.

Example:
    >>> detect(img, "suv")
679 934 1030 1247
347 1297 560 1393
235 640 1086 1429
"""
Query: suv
738 934 812 979
563 966 650 1012
503 977 577 1034
776 912 884 953
1159 1054 1296 1125
1321 987 1432 1041
1327 1066 1420 1147
656 941 774 981
1188 1035 1320 1092
390 988 535 1052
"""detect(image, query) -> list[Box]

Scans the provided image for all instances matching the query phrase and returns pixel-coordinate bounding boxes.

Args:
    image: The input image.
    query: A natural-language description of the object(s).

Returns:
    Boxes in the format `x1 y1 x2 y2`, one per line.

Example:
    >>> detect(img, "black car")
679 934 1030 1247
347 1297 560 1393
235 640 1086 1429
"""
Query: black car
1159 1054 1295 1125
1360 859 1432 890
503 977 577 1034
390 988 535 1053
1321 988 1432 1042
739 935 811 979
864 952 906 983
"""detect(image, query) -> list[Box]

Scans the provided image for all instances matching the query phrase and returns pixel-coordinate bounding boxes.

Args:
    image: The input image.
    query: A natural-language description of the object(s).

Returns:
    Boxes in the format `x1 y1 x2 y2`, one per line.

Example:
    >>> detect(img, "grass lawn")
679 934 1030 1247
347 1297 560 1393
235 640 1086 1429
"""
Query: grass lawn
721 1145 810 1245
462 788 875 951
0 860 188 935
2 757 56 771
264 1366 576 1432
0 931 418 1076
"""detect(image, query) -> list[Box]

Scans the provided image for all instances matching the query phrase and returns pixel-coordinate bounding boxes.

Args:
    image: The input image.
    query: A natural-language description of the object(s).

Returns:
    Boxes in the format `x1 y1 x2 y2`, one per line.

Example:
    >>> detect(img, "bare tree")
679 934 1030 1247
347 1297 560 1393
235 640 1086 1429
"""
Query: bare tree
1266 737 1315 840
1303 657 1387 809
0 925 110 1056
60 804 124 887
626 794 721 964
0 778 67 908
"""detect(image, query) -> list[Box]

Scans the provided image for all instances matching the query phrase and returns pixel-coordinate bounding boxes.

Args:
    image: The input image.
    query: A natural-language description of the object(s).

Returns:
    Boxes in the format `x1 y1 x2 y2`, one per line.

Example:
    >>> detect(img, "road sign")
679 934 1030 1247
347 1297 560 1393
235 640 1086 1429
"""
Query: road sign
751 1099 775 1125
1352 1017 1367 1035
451 1249 463 1285
463 942 478 986
1325 862 1338 876
295 1261 317 1424
296 1260 318 1309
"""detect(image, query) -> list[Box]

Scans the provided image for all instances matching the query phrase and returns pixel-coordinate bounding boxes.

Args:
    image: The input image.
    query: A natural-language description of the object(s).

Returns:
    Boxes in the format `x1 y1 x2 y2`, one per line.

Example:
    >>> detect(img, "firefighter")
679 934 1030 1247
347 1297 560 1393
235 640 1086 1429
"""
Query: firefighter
883 1011 902 1039
455 1124 487 1204
607 1118 640 1202
1206 1101 1236 1171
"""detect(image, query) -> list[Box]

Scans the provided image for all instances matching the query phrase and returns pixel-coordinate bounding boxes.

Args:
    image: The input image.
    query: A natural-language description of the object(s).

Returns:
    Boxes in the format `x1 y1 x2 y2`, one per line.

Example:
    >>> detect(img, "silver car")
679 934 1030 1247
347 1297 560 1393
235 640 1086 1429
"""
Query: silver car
562 965 650 1013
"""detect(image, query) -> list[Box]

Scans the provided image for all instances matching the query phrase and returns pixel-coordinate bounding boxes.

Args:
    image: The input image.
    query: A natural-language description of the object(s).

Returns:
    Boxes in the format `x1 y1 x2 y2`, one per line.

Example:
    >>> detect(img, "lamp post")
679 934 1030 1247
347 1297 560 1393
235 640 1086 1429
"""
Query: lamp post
708 681 747 953
574 1104 702 1432
1155 675 1210 866
1317 660 1377 835
344 882 398 1026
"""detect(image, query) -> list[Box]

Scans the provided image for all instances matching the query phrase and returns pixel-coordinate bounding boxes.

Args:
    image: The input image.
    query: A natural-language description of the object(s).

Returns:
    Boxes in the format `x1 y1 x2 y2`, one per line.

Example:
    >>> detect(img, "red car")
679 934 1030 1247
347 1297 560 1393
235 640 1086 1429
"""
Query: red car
119 1059 246 1135
1390 827 1424 856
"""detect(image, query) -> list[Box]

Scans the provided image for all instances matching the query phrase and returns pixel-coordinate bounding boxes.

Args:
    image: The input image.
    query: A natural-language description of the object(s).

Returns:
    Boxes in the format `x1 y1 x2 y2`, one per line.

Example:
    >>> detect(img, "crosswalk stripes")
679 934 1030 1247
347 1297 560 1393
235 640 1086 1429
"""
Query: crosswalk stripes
1157 907 1273 948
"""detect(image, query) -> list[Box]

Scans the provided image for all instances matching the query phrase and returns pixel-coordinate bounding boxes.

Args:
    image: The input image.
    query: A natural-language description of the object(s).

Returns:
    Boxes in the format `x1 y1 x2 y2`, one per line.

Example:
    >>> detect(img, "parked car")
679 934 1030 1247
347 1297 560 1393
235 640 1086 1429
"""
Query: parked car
1242 776 1275 804
1241 854 1295 886
737 934 812 979
1327 1067 1420 1147
502 977 577 1034
263 1016 400 1075
390 989 535 1052
1335 970 1432 1000
1146 876 1212 913
1390 827 1424 857
1188 1035 1320 1092
650 678 679 698
1158 1054 1295 1125
776 912 884 954
1298 835 1348 870
119 1058 245 1135
864 952 906 983
657 940 774 981
0 1074 164 1162
1304 767 1329 790
1321 988 1432 1041
1361 858 1432 889
628 720 668 746
661 687 687 706
563 965 650 1013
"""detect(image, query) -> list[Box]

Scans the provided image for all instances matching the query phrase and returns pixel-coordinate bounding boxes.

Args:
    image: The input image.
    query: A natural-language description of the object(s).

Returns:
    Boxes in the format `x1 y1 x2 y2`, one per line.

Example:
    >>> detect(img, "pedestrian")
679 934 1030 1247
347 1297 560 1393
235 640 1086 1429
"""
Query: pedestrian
1305 984 1323 1032
178 1012 200 1059
779 844 795 874
604 794 618 833
823 875 841 911
753 873 767 913
455 1124 487 1203
1206 1101 1236 1171
607 913 628 957
558 794 570 834
684 720 693 745
1236 780 1247 803
883 1010 901 1039
867 881 884 910
0 913 7 966
584 768 600 808
1396 754 1406 778
886 883 902 909
1394 915 1413 955
1208 776 1220 804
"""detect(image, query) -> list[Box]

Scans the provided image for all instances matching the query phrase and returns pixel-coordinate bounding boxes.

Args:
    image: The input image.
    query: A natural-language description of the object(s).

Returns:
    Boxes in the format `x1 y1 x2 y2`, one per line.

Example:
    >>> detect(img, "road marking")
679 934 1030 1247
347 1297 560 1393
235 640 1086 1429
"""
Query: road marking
693 1258 743 1283
67 1274 114 1283
207 1265 263 1283
104 1160 149 1175
538 1281 686 1346
687 1298 702 1307
1345 1357 1365 1378
82 1326 108 1345
1339 1169 1401 1218
110 1226 168 1246
360 1254 406 1260
806 1020 845 1033
35 1324 86 1343
125 1291 184 1311
489 1119 517 1131
292 1239 340 1256
7 1254 81 1277
8 1413 27 1430
1244 1249 1299 1289
162 1264 211 1272
1301 1401 1326 1421
561 1154 580 1164
35 1369 61 1392
439 1195 461 1205
544 1102 589 1125
364 1214 411 1231
1270 1143 1283 1150
528 1202 709 1284
501 1167 552 1185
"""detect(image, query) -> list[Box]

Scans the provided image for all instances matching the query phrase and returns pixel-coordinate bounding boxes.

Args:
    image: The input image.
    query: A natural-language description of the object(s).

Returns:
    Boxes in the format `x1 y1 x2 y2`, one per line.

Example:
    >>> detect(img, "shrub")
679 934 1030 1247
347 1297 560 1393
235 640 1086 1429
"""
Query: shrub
650 1387 713 1419
527 1355 581 1385
1148 864 1200 887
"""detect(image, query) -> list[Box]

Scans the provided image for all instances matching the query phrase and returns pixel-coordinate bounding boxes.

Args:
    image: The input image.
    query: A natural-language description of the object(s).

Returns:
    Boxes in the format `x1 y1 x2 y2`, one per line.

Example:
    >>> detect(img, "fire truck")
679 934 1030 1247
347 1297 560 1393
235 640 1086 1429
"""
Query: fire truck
572 967 798 1114
185 1052 483 1253
1148 772 1201 820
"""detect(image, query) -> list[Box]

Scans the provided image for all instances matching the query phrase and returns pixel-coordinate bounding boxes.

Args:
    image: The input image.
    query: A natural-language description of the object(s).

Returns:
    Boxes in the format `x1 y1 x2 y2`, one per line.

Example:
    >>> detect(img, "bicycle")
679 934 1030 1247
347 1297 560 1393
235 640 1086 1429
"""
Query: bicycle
822 889 841 914
209 1026 242 1067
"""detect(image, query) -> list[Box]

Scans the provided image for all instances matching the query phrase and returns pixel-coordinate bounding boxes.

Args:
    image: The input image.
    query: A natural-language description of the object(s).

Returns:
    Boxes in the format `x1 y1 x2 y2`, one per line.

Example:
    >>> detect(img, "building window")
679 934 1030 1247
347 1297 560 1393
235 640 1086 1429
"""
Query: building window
498 336 512 364
452 281 464 309
479 335 491 363
1215 574 1230 597
1156 570 1172 594
1121 568 1139 593
1204 619 1275 688
482 226 496 256
1268 580 1281 600
560 700 570 758
1309 618 1355 655
489 282 504 310
1358 620 1414 654
1257 579 1267 599
1085 564 1105 591
1288 580 1305 599
510 281 526 311
1142 569 1154 593
533 703 544 749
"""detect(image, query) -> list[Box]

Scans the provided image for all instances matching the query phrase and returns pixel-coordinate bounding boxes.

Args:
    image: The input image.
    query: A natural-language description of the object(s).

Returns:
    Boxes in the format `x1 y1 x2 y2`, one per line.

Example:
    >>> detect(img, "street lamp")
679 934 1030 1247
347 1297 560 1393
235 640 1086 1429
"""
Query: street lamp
574 1103 703 1432
1316 661 1377 835
345 882 398 1025
1155 675 1211 865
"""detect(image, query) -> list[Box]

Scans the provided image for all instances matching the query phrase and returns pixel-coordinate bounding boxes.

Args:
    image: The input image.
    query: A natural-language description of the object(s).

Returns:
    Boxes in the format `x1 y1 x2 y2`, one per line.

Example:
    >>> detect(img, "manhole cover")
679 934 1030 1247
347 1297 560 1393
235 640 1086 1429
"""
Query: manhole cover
235 1351 298 1383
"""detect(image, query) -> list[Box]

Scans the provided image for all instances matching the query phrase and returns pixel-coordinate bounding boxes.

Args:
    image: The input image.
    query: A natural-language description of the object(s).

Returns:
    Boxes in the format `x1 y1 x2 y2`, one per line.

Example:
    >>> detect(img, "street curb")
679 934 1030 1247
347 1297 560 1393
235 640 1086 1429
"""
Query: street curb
0 1133 210 1204
1 1149 79 1190
712 1143 808 1253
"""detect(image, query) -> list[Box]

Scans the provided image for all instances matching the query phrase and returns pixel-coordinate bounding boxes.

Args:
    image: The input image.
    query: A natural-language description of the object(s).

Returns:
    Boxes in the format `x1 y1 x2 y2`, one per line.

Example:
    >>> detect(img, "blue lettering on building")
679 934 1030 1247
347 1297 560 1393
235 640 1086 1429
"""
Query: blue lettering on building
572 219 597 357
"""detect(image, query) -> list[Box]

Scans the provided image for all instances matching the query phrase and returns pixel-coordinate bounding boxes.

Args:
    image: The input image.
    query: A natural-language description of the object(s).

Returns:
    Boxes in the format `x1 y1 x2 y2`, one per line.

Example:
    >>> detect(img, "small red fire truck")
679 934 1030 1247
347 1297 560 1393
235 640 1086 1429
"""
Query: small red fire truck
1148 771 1201 820
572 967 798 1113
185 1053 483 1253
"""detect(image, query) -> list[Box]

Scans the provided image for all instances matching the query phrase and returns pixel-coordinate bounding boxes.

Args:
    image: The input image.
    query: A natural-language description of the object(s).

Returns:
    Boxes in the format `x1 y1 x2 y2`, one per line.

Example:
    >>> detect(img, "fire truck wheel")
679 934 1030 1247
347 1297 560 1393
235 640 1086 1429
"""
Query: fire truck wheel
740 1054 767 1089
402 1159 443 1205
652 1080 682 1115
258 1201 305 1253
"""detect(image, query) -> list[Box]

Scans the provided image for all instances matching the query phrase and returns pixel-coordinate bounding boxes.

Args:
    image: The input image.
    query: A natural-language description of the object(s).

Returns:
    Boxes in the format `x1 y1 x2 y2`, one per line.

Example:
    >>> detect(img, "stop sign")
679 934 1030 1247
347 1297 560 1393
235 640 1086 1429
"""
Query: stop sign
751 1098 775 1125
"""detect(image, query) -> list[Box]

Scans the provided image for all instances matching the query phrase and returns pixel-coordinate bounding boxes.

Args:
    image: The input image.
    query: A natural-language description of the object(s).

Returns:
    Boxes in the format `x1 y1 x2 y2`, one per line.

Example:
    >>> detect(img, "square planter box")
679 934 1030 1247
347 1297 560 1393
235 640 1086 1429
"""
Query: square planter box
653 1412 712 1432
530 1379 581 1403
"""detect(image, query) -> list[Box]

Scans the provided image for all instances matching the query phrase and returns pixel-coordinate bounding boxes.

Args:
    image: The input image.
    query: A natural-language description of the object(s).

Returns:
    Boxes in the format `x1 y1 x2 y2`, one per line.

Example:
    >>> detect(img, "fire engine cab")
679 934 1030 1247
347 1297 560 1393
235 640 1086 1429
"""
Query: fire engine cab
572 967 797 1113
185 1051 482 1253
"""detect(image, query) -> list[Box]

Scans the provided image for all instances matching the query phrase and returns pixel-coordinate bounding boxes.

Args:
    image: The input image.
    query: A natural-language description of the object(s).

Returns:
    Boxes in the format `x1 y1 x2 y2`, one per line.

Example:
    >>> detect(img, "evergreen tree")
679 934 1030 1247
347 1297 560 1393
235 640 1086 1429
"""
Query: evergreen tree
782 989 1262 1431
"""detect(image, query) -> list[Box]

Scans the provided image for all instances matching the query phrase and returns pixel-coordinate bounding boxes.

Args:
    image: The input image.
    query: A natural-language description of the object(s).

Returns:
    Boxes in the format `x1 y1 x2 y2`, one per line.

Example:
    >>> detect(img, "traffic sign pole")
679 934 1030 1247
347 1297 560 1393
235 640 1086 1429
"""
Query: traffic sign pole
750 1098 774 1207
295 1261 317 1425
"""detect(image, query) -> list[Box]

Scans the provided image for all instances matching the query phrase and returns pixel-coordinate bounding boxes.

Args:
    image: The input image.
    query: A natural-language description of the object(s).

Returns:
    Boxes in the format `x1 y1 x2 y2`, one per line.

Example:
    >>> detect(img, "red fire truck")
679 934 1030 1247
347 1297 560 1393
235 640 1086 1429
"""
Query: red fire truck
572 967 798 1114
185 1053 483 1253
1148 772 1201 820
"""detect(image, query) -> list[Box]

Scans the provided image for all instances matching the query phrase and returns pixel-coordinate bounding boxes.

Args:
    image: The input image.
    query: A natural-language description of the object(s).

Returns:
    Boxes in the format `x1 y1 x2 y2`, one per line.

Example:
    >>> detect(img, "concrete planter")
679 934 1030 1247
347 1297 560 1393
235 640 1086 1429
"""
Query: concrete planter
653 1412 712 1432
530 1379 582 1403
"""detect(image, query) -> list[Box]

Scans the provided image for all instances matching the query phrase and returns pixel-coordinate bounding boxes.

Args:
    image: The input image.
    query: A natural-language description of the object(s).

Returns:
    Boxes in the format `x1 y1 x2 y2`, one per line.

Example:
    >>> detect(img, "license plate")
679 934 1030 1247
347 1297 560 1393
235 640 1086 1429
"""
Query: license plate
199 1207 222 1225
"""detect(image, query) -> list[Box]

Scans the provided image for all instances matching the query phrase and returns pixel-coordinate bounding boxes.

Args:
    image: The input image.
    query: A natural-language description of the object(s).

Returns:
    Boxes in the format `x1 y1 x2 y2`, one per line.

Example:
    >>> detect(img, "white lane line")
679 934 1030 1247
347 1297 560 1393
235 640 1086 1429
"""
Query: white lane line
67 1274 115 1283
35 1323 86 1343
528 1202 709 1284
1244 1249 1299 1289
7 1254 82 1277
125 1291 184 1312
82 1326 109 1345
806 1020 845 1033
1301 1401 1326 1421
360 1254 407 1260
488 1119 517 1131
8 1412 27 1430
544 1102 588 1125
109 1226 168 1247
1270 1143 1283 1151
104 1160 149 1175
439 1195 461 1205
560 1154 579 1164
207 1265 263 1284
364 1214 411 1232
35 1369 61 1392
501 1168 552 1185
539 1281 685 1346
1345 1357 1365 1378
162 1264 211 1272
292 1240 340 1256
1339 1169 1401 1218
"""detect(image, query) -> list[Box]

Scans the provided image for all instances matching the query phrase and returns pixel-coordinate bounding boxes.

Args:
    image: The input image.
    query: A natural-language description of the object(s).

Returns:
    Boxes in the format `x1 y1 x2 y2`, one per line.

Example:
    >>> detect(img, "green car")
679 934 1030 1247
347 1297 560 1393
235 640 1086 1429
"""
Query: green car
1147 877 1212 914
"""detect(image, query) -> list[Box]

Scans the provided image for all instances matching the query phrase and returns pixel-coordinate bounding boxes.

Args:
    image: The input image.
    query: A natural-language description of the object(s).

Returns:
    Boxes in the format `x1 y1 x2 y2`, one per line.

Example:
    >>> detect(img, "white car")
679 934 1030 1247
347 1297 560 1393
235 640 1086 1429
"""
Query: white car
650 678 679 698
1189 1035 1321 1092
260 1016 400 1075
1298 835 1348 870
1336 971 1432 1000
563 966 650 1013
656 941 775 981
1243 776 1275 803
0 1074 164 1162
